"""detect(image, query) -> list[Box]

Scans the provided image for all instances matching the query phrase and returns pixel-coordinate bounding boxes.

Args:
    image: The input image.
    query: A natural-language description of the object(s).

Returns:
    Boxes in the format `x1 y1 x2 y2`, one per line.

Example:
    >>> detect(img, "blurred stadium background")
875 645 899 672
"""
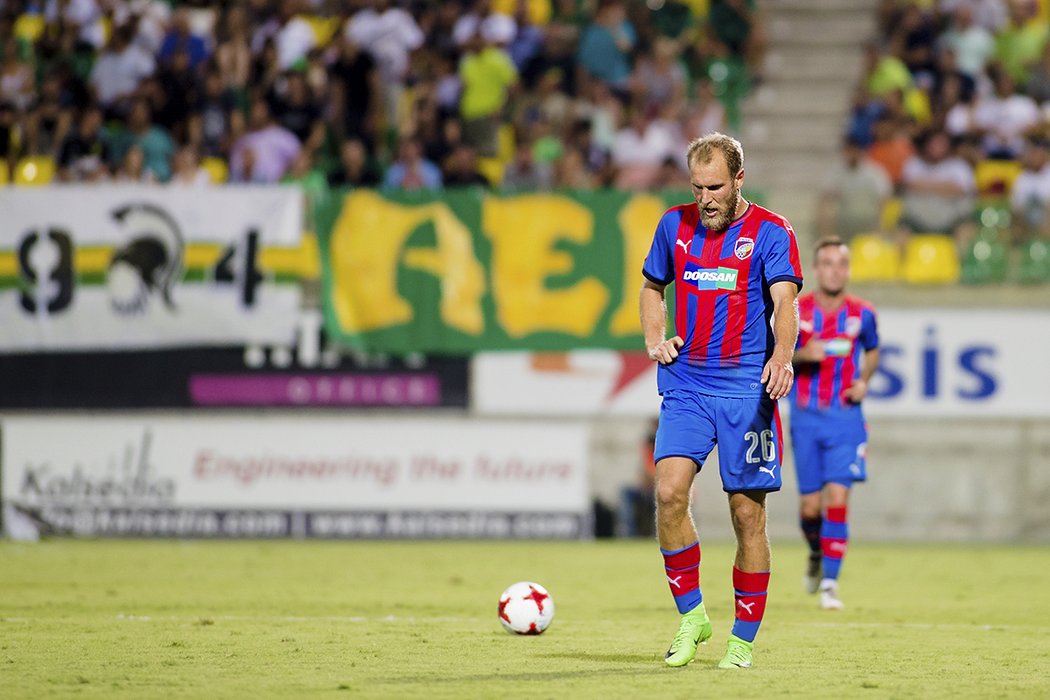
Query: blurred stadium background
1 0 1049 550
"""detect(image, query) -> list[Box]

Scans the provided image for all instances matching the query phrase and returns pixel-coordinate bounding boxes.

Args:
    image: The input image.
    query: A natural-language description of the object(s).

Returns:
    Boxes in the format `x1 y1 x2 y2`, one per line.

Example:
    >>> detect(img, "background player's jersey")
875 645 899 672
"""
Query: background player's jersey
642 202 803 397
790 294 879 412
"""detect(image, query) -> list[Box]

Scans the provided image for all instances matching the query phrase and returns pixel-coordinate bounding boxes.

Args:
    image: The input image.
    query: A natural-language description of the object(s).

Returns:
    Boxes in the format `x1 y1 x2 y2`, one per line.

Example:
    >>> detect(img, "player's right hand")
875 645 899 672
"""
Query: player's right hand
647 336 684 364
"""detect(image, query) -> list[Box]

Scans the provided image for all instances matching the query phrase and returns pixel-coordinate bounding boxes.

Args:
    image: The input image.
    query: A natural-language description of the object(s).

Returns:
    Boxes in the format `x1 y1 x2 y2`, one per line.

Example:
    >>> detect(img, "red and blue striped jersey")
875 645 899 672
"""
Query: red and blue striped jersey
790 293 879 412
642 202 803 397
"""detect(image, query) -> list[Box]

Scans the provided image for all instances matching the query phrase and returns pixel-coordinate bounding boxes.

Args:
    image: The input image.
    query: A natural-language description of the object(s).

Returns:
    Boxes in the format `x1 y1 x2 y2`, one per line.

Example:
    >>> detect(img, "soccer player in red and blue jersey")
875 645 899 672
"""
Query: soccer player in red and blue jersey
789 237 879 611
640 133 803 669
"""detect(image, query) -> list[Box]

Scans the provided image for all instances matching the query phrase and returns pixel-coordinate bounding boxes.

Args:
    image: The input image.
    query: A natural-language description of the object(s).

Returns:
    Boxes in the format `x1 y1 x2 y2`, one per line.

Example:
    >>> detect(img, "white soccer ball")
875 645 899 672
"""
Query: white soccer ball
497 581 554 635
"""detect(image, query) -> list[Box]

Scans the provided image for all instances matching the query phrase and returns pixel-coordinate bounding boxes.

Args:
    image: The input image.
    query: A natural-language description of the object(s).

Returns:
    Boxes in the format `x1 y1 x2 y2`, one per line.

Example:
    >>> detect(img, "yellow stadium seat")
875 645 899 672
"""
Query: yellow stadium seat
901 234 960 284
849 233 900 282
974 159 1023 197
13 155 56 186
201 156 229 184
14 13 45 43
0 160 8 186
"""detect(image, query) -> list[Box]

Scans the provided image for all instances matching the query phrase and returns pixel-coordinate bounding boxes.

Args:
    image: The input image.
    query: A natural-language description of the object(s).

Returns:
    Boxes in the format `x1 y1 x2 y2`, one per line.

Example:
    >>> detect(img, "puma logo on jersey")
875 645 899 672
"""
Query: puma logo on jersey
676 239 691 254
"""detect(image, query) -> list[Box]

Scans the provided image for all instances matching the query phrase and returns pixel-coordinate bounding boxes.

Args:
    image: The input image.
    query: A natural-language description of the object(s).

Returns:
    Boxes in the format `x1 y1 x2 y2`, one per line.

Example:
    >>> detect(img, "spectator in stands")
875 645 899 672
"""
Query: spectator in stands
938 5 996 82
252 0 316 72
972 67 1040 159
555 145 596 189
89 24 156 119
994 0 1049 86
329 33 381 151
229 97 301 183
214 4 252 93
631 36 687 114
897 129 976 246
1026 40 1050 103
458 15 518 159
889 3 938 83
611 104 677 190
25 72 73 158
938 0 1007 33
576 0 635 93
188 67 243 159
107 98 175 182
269 70 325 155
148 47 200 144
817 135 894 241
328 137 382 188
442 143 489 187
868 115 917 188
170 144 212 187
502 137 554 191
382 135 442 191
0 100 23 171
113 144 158 183
1010 138 1050 240
158 8 210 70
0 39 34 111
57 104 109 181
345 0 425 126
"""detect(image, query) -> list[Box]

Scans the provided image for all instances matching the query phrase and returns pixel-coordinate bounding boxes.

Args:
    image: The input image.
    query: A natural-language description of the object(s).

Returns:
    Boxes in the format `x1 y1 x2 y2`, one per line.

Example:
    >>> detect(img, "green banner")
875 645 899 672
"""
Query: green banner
316 189 756 354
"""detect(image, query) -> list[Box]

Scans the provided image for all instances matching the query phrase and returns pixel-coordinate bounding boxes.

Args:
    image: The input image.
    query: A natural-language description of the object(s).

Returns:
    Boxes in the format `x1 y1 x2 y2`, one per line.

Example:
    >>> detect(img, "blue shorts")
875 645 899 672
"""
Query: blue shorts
790 408 868 495
654 390 784 493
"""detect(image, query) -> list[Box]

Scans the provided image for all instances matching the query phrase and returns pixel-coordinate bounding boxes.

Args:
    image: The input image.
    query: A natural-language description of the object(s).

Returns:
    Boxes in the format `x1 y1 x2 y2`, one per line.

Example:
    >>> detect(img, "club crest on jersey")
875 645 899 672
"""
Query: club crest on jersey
845 316 862 337
734 237 754 260
682 261 738 290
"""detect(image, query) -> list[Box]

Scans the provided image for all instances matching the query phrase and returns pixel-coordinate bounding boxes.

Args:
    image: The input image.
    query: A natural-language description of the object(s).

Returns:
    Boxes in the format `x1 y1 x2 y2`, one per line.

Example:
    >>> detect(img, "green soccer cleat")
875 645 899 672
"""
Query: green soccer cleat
717 635 754 669
664 604 713 667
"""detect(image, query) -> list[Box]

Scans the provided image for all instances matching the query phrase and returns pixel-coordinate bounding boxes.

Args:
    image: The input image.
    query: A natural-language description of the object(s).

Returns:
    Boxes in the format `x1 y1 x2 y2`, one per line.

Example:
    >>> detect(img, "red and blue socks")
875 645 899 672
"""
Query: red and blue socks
730 568 769 642
662 541 702 614
821 505 849 580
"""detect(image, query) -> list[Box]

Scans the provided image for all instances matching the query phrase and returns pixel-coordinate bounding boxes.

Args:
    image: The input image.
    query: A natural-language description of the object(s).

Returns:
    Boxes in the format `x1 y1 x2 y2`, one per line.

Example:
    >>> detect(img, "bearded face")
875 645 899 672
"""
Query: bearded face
690 153 743 232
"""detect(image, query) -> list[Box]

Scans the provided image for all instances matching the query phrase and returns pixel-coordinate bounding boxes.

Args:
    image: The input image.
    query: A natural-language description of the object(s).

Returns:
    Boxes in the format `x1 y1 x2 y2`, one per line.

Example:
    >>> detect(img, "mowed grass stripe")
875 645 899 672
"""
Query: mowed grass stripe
1 540 1048 699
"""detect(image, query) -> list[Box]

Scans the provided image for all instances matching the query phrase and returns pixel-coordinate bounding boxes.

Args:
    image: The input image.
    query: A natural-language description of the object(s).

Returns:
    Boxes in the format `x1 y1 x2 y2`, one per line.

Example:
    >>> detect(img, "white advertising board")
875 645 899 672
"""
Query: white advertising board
0 185 302 350
1 415 590 539
471 309 1049 417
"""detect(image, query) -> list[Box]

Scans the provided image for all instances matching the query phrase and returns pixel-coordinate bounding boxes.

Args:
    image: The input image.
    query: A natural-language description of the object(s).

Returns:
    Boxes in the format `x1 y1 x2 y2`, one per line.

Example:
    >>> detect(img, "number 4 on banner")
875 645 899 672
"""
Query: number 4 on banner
213 230 263 307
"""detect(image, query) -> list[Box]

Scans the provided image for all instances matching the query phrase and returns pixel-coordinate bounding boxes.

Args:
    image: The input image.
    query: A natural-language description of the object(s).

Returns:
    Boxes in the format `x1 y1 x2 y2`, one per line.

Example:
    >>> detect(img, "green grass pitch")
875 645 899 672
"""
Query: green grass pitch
1 539 1048 698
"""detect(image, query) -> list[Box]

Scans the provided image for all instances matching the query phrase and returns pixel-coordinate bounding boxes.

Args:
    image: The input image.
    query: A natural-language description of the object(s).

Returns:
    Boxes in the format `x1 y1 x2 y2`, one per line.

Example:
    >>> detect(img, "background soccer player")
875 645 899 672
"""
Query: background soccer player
640 132 802 669
789 237 880 610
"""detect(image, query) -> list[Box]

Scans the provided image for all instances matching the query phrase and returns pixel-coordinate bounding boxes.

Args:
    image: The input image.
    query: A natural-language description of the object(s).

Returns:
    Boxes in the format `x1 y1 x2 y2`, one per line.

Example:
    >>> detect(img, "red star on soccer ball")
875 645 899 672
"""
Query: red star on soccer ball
524 585 549 613
498 596 511 623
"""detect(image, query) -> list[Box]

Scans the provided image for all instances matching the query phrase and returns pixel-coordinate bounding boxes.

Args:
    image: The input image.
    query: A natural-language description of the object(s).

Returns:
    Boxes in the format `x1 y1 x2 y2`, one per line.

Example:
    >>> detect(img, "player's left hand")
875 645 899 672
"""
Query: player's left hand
761 353 794 400
843 379 867 404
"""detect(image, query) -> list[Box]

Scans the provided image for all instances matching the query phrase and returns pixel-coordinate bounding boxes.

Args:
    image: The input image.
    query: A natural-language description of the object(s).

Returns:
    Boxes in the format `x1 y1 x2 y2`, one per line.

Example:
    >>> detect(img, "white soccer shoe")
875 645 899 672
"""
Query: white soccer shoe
819 579 844 610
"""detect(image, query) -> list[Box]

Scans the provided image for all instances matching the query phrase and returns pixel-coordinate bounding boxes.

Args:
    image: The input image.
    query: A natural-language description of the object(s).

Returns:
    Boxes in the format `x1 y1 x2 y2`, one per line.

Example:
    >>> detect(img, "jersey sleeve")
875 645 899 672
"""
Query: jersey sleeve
759 220 804 290
859 306 879 350
642 212 675 285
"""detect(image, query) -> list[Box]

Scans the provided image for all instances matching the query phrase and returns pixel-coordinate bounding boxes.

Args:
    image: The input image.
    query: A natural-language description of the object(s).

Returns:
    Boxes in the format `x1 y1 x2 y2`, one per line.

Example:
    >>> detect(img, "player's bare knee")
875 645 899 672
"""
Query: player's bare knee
655 481 690 518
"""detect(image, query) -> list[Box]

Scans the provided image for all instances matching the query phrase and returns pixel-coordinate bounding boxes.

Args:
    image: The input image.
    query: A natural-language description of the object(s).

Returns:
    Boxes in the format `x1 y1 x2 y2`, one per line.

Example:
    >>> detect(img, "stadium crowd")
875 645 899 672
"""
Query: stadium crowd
828 0 1050 257
0 0 765 193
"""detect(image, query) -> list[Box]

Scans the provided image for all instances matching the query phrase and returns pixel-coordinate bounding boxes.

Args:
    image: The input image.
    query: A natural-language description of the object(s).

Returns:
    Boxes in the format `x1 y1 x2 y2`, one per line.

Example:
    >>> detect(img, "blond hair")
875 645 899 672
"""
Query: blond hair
686 132 744 176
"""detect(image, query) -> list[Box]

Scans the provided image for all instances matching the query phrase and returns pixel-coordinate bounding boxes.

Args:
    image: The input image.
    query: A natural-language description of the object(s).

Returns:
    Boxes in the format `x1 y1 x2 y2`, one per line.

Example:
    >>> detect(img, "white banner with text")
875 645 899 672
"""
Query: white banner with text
471 309 1049 417
0 415 591 539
